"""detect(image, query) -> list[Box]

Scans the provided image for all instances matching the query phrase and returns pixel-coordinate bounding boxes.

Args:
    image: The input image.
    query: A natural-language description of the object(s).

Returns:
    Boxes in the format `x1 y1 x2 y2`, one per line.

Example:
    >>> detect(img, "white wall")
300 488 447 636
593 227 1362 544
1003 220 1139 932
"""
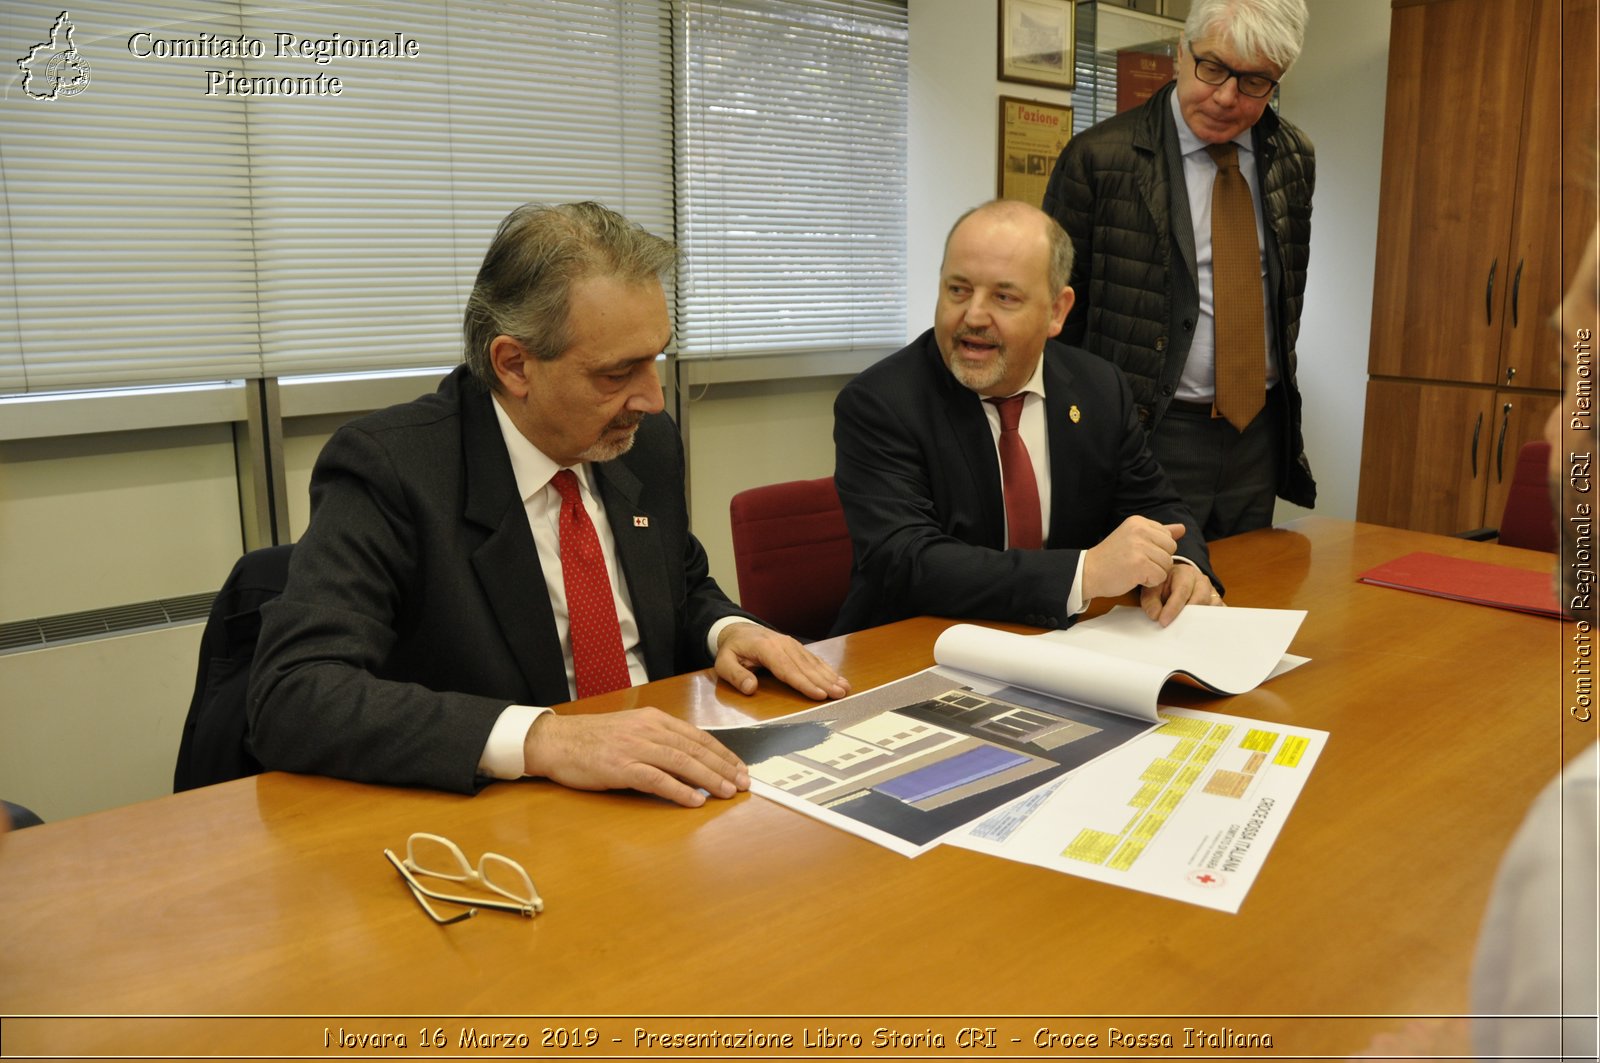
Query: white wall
1273 0 1390 523
906 0 1074 329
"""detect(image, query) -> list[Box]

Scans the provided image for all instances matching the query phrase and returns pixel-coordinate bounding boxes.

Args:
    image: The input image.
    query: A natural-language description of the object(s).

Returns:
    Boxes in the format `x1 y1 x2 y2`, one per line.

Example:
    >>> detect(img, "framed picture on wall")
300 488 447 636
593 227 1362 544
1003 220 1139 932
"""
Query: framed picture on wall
997 96 1072 203
998 0 1076 90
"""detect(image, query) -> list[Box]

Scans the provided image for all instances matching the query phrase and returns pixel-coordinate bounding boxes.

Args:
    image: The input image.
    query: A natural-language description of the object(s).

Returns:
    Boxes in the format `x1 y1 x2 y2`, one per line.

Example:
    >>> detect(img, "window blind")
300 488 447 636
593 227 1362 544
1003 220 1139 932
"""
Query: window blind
1 1 261 394
0 0 672 394
242 0 673 378
673 0 908 360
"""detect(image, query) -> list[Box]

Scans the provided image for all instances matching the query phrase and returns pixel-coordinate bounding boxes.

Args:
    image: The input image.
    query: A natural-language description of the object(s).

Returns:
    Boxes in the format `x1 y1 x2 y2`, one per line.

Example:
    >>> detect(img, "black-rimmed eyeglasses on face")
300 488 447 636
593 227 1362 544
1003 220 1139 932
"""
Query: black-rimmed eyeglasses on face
383 833 543 925
1191 52 1279 99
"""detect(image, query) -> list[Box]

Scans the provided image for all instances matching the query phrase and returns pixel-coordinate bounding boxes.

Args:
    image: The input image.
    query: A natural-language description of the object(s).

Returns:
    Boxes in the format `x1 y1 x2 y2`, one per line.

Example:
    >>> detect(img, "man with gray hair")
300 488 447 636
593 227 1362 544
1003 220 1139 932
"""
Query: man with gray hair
1044 0 1315 538
249 202 848 805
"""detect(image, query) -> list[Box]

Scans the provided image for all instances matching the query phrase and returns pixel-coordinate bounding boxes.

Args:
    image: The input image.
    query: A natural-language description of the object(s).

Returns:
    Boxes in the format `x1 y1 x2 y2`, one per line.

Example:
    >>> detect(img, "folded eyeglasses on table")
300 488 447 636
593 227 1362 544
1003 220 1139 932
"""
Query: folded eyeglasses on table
383 832 543 925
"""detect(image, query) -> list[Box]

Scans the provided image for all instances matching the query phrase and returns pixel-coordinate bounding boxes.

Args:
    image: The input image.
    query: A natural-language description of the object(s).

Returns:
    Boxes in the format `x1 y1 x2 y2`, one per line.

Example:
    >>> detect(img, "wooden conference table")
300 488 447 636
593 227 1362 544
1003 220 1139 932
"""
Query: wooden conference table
0 518 1583 1059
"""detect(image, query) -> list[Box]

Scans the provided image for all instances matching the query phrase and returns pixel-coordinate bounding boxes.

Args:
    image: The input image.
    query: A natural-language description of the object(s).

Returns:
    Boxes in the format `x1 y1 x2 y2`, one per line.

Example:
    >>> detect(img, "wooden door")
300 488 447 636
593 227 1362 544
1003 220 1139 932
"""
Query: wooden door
1357 379 1498 533
1367 0 1536 384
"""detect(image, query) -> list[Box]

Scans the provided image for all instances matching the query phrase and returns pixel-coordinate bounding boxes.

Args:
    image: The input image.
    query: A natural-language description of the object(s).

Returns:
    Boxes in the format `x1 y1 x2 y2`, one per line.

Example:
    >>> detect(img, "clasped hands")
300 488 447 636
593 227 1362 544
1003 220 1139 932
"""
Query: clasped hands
521 622 848 808
1082 515 1223 626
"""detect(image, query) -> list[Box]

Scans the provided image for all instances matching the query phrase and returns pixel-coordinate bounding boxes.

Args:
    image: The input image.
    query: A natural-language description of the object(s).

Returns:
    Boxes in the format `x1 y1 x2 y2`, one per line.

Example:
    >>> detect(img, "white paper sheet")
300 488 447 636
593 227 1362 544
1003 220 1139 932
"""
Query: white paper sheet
953 706 1327 912
933 605 1307 723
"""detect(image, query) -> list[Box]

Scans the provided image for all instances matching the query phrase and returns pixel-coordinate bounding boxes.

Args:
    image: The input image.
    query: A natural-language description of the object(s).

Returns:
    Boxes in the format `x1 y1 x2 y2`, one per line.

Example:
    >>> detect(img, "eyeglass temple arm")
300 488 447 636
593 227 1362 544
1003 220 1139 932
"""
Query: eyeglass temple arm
385 849 477 924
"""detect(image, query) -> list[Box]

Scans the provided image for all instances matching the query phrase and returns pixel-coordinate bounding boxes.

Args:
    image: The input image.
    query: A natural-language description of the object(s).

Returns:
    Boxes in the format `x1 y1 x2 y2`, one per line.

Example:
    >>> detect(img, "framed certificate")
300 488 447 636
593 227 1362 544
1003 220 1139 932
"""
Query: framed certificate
998 96 1072 203
998 0 1076 90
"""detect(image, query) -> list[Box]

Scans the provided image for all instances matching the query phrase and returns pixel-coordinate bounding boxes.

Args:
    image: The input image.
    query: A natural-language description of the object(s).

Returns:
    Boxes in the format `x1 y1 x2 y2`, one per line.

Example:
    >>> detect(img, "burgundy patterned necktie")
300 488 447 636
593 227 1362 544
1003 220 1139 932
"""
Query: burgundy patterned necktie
985 394 1043 550
1206 141 1267 432
550 469 631 698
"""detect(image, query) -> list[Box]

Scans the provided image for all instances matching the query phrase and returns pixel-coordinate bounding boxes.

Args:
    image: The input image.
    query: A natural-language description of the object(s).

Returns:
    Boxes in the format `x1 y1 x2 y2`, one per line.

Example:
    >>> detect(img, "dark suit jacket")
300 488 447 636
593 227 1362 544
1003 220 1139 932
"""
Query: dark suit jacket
174 543 293 792
247 365 754 793
831 331 1215 635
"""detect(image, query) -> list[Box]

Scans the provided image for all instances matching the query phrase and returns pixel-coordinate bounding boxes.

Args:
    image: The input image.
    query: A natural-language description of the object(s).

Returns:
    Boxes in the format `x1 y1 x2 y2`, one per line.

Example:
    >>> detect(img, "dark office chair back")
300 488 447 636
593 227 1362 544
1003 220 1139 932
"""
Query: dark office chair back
728 476 853 643
173 544 294 792
1497 441 1557 553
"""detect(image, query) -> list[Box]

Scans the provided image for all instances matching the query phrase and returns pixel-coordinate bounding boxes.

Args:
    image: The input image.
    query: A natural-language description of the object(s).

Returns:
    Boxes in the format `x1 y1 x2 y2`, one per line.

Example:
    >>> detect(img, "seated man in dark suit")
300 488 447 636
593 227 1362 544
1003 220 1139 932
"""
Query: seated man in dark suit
249 202 848 807
833 199 1221 634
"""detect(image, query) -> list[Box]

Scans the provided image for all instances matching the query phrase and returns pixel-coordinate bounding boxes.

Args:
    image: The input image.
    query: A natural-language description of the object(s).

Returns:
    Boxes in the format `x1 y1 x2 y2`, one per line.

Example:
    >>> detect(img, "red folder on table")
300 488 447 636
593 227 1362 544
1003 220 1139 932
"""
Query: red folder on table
1356 551 1561 618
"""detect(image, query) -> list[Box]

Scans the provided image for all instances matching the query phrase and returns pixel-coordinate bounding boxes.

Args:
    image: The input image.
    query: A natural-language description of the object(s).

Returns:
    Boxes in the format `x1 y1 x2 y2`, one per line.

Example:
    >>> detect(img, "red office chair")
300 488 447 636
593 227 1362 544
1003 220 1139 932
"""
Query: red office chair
728 476 854 642
1496 440 1556 552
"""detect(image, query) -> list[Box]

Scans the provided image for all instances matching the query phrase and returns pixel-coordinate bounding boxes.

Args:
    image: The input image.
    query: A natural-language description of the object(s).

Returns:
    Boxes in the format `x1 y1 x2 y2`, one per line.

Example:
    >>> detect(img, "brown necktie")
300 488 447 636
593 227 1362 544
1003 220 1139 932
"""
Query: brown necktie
1206 142 1266 432
550 469 632 699
985 394 1043 550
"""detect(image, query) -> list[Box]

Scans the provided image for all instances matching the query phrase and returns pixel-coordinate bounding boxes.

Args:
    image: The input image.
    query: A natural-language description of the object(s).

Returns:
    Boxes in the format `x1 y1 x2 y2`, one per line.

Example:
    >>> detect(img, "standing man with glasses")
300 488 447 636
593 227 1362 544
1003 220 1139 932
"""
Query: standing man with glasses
1044 0 1315 539
249 202 848 806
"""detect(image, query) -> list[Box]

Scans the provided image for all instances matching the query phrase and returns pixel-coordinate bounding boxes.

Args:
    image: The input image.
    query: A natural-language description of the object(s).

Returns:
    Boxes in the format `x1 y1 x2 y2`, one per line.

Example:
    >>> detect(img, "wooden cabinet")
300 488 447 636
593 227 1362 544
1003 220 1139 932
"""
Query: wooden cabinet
1482 391 1561 524
1357 0 1596 534
1359 381 1496 533
1364 0 1533 387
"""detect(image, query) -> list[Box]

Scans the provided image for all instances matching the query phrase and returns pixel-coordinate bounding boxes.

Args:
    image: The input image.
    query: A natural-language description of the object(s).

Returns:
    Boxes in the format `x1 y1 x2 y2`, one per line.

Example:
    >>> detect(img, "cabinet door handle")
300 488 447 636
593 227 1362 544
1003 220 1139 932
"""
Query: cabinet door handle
1472 411 1483 479
1485 259 1497 325
1496 402 1513 482
1511 258 1524 327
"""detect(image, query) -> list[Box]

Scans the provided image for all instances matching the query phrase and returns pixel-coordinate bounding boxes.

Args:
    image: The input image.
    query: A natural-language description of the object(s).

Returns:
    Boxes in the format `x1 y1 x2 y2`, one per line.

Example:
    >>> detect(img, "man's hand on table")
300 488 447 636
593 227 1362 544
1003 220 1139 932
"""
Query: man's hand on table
714 621 851 700
1140 559 1223 626
1083 516 1222 626
516 624 846 809
521 709 749 808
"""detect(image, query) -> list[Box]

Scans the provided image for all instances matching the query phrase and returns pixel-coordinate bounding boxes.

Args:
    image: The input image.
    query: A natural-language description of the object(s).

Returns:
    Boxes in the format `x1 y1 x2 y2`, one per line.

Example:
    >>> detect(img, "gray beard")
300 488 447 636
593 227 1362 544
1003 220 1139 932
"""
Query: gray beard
577 430 637 464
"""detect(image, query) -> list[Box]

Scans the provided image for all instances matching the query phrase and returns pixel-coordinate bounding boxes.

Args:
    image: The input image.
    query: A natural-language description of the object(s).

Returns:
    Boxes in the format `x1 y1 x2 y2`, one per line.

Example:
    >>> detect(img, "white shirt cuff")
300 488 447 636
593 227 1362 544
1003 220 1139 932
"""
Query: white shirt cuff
706 614 754 657
479 704 550 780
1067 552 1088 617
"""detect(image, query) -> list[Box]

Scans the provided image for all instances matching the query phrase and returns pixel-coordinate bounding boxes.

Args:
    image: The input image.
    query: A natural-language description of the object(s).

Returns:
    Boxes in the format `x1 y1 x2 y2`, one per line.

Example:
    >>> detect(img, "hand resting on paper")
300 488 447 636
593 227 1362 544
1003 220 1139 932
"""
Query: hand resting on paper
713 622 851 701
1139 561 1222 627
519 625 846 809
1082 516 1223 627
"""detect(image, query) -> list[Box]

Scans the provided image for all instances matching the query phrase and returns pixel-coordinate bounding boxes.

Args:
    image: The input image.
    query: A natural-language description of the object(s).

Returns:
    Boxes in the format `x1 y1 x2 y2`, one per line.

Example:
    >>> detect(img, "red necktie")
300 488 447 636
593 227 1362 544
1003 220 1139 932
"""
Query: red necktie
1206 142 1267 432
550 469 631 699
986 394 1043 550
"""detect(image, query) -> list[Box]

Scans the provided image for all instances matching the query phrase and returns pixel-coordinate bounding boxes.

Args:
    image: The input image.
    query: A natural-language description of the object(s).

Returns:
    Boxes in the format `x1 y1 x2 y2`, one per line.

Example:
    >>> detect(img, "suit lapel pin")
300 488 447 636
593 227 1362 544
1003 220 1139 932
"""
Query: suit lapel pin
1069 404 1081 424
633 515 649 528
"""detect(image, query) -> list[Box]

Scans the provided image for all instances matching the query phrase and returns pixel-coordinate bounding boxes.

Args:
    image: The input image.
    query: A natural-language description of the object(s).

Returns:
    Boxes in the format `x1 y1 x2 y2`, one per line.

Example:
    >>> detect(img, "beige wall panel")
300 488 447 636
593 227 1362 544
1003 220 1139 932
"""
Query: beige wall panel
0 426 242 623
0 624 203 822
683 377 847 600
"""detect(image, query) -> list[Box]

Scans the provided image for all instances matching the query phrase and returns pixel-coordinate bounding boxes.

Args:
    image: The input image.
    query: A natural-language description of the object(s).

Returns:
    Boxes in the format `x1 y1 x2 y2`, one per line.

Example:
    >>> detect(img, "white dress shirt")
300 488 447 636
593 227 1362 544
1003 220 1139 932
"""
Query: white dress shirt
981 354 1089 618
984 353 1194 621
477 397 739 779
